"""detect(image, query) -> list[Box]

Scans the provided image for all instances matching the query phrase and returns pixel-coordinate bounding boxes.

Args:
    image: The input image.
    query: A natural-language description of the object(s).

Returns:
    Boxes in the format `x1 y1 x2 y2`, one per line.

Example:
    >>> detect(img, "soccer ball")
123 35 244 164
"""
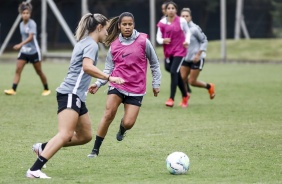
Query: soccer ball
166 152 190 175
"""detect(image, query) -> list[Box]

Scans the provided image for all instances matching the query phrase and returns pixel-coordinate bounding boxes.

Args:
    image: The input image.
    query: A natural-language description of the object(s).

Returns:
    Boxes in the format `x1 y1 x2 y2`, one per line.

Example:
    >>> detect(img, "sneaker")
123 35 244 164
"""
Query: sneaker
178 93 190 106
4 89 16 95
88 149 99 158
32 143 43 156
26 169 51 179
180 93 190 108
32 143 46 169
165 98 174 107
42 90 51 96
116 129 126 141
208 83 215 99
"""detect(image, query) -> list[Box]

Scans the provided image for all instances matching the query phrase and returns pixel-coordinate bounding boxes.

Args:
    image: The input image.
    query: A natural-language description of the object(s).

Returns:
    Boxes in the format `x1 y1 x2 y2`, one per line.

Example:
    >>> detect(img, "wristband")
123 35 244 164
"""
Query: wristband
107 75 110 81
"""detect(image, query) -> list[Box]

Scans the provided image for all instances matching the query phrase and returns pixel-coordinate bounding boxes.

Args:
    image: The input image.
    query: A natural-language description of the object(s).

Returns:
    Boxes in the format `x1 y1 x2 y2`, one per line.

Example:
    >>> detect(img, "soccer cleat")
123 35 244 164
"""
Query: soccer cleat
180 93 190 108
32 143 46 169
116 129 126 141
165 98 174 107
88 149 99 158
42 90 51 96
208 83 215 99
26 169 51 179
4 89 16 95
32 143 43 156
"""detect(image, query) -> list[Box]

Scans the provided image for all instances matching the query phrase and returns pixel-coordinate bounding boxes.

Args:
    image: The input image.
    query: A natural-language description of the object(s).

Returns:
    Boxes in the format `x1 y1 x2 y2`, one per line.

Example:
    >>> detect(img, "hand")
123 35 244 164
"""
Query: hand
13 44 22 50
193 55 200 63
153 88 160 97
109 76 125 85
163 38 171 44
183 42 188 48
88 83 99 94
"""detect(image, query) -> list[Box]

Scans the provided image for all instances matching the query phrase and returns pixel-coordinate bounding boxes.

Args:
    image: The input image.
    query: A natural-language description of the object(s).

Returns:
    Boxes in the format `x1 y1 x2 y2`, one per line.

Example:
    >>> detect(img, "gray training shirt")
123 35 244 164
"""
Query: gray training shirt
56 36 98 102
185 21 208 61
19 19 40 55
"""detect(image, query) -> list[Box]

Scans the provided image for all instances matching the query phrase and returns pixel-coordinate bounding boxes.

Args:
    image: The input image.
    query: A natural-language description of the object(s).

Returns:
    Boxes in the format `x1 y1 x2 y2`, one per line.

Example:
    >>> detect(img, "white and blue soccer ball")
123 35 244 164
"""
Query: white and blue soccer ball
166 151 190 175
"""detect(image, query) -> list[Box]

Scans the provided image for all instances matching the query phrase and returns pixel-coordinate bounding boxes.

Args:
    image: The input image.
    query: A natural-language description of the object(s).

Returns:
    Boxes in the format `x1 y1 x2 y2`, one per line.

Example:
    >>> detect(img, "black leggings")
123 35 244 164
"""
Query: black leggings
165 56 187 100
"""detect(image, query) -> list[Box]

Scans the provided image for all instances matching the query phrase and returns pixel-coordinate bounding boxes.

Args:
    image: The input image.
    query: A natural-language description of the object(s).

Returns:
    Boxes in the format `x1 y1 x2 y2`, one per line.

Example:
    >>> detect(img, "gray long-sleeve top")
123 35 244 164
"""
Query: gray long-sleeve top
185 21 208 61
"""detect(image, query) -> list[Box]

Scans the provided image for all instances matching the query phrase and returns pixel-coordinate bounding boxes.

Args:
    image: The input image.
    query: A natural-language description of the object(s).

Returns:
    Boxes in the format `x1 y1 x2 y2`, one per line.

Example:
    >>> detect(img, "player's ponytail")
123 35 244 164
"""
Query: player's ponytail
75 13 108 41
104 16 119 46
105 12 135 46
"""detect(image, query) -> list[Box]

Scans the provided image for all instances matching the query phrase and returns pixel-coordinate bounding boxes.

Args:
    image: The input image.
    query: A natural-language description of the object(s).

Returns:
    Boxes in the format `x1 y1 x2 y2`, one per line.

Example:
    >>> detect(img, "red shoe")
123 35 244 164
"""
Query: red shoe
180 93 190 108
208 83 215 99
179 93 190 107
165 98 174 107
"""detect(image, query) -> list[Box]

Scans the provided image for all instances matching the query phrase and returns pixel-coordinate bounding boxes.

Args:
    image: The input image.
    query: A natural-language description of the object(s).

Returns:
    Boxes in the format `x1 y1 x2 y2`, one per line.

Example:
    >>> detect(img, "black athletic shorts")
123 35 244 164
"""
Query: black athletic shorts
57 92 88 116
182 58 205 70
107 87 143 107
18 52 41 63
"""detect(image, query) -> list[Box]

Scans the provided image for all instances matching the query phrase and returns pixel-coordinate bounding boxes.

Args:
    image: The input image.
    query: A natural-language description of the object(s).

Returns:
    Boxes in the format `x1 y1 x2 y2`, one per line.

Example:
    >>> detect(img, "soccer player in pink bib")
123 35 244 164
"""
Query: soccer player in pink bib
157 1 191 108
88 12 161 158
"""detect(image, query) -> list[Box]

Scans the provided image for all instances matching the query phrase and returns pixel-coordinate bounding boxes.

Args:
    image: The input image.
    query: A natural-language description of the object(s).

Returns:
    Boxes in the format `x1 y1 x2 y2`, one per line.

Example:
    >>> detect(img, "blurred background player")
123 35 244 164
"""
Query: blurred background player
26 13 124 179
161 1 167 18
160 1 192 94
156 1 190 108
4 2 51 96
88 12 161 158
180 8 215 100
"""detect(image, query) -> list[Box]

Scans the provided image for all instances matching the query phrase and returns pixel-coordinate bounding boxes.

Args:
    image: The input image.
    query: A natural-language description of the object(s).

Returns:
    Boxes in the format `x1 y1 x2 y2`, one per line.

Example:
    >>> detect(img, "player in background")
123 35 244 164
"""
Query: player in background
160 1 192 94
161 1 167 18
180 8 215 100
4 2 51 96
26 13 124 179
156 1 190 108
88 12 161 158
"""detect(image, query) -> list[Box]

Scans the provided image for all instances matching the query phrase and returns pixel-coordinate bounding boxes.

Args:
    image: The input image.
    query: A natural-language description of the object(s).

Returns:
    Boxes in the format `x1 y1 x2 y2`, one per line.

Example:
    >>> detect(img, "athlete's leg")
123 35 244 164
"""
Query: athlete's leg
28 109 79 172
180 65 190 93
63 112 92 146
169 57 184 100
122 104 140 130
13 59 26 86
116 103 140 141
96 94 122 137
88 94 122 157
33 61 48 86
188 69 207 88
4 59 26 94
40 109 78 160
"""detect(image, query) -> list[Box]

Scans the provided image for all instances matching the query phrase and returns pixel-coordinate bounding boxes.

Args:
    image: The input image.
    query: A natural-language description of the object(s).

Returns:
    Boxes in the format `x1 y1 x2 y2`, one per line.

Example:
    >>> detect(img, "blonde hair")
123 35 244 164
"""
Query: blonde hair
104 12 134 46
18 2 32 13
75 13 108 41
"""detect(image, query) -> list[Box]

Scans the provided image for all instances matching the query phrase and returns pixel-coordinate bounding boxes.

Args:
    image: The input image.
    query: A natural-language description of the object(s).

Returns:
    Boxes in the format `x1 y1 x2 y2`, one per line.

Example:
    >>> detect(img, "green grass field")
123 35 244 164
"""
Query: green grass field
0 60 281 183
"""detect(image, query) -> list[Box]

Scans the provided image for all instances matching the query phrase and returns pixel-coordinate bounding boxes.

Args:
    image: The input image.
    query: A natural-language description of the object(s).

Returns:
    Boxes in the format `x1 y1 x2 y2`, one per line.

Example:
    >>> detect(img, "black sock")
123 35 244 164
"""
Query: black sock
43 84 49 90
30 156 48 171
187 83 192 93
93 136 104 154
206 83 211 89
12 83 17 91
119 120 126 135
41 142 48 150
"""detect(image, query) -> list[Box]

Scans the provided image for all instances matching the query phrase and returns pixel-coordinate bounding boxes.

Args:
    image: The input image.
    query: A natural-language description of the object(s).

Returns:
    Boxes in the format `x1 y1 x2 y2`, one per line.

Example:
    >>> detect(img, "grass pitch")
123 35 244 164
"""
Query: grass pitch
0 61 281 184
